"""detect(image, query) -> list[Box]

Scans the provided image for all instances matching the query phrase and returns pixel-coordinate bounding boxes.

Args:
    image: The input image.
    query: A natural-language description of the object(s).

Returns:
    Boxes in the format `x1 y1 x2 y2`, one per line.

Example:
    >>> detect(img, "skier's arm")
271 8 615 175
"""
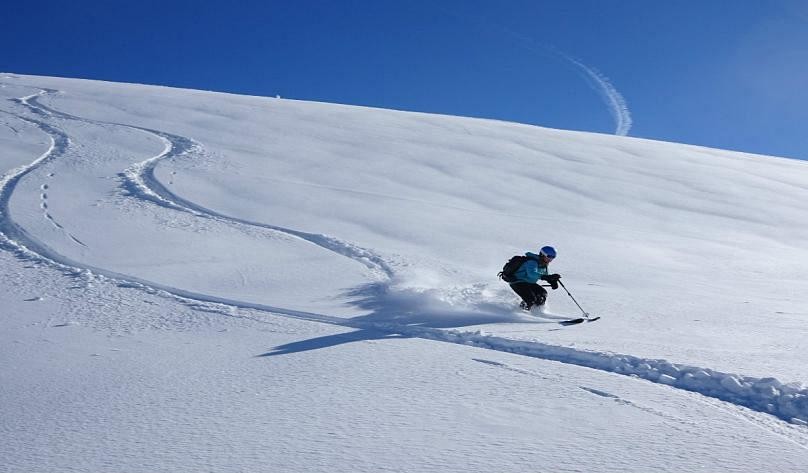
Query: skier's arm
523 260 542 283
541 273 561 289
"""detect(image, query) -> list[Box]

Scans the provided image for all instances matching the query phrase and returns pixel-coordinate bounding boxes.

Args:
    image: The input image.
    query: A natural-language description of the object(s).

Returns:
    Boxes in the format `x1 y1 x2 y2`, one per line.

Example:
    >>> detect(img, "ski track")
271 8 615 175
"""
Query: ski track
2 85 808 430
24 92 395 280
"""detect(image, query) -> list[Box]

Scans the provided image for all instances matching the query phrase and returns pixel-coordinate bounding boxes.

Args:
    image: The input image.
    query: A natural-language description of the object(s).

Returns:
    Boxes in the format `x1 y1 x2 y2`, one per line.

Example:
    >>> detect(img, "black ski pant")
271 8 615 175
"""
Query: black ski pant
509 282 547 308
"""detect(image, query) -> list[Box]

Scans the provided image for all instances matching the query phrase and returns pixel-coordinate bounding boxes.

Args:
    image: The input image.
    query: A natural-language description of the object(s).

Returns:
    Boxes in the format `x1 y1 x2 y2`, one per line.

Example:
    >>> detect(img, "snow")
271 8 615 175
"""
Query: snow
2 73 808 471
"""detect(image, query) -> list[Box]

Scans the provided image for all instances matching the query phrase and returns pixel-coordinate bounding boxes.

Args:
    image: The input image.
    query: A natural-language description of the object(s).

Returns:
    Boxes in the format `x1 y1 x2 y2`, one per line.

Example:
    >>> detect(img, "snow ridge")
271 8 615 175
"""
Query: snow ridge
2 85 806 427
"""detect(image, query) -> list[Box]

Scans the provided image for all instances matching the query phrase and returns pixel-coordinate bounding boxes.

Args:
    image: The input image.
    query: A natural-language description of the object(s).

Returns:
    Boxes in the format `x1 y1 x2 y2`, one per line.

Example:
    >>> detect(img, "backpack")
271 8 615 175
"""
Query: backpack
498 255 532 283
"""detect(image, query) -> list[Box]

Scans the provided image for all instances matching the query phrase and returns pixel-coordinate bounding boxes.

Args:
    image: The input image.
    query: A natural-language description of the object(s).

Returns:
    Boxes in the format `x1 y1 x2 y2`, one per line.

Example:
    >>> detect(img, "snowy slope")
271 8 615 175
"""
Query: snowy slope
1 73 807 472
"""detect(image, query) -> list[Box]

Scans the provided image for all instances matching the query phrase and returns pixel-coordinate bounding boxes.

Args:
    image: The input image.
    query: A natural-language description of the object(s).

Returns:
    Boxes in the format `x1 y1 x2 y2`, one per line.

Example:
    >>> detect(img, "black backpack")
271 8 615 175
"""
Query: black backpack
498 255 534 283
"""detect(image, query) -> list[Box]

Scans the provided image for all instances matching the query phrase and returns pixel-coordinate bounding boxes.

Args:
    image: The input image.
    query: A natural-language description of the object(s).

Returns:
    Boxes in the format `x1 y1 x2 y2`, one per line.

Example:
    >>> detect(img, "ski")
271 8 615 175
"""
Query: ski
559 316 600 326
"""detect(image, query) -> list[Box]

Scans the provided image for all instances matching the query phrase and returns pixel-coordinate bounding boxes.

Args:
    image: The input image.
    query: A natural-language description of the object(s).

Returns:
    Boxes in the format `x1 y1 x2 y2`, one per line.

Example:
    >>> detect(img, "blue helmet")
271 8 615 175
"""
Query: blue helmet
539 246 556 258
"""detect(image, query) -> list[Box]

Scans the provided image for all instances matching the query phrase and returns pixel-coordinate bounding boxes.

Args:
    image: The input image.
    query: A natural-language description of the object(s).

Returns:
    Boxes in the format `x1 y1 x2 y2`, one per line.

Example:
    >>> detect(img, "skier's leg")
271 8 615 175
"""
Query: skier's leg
509 283 535 309
531 285 548 307
510 283 546 310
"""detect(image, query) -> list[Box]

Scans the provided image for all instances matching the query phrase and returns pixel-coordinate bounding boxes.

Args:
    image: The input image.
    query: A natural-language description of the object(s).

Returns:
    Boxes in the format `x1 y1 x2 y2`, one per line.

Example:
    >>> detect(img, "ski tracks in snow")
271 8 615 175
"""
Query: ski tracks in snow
474 357 808 450
1 85 808 431
0 91 79 256
25 92 395 279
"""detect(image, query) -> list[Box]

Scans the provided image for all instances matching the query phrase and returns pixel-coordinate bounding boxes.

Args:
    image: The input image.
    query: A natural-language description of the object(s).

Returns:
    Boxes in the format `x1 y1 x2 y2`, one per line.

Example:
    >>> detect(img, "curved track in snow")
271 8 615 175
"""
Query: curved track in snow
23 92 394 279
1 86 807 431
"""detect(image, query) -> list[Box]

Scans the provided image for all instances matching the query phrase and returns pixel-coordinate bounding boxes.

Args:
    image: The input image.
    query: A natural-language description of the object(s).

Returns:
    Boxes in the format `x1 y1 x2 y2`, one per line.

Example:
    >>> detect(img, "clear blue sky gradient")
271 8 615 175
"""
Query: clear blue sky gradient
3 0 808 160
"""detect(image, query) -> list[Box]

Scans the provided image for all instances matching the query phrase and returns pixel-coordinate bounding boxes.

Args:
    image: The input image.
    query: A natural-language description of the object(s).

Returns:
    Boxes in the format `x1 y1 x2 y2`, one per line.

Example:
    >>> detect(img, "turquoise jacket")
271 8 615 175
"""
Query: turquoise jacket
511 252 549 284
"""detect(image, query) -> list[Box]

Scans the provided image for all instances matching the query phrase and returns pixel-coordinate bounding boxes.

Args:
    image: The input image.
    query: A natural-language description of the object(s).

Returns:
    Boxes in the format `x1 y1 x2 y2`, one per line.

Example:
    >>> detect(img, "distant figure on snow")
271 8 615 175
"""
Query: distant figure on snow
498 245 561 311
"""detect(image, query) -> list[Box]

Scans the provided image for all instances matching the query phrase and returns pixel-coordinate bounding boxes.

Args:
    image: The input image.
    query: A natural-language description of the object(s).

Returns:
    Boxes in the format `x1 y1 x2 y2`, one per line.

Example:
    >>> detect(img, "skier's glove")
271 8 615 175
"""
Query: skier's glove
541 274 561 290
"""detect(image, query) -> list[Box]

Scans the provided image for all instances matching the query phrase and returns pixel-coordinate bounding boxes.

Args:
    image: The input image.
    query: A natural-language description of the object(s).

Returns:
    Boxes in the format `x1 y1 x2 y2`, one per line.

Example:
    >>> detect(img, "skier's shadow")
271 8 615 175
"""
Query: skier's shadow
257 328 405 357
258 282 526 357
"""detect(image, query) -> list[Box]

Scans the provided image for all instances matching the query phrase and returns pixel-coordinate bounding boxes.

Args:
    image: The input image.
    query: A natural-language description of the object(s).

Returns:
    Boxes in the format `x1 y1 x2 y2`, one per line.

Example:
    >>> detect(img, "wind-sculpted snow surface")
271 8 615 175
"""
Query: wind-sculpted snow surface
387 325 808 425
2 75 808 471
2 88 806 426
2 83 808 426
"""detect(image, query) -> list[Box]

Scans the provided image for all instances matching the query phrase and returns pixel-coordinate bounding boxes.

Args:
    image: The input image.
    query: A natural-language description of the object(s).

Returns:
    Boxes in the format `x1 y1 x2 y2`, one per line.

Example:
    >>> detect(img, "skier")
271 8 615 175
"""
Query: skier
507 246 561 311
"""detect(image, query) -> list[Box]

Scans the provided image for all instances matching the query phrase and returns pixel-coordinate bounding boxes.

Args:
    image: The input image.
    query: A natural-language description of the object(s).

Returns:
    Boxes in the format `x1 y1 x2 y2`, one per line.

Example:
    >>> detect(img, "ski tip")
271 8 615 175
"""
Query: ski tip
559 316 600 326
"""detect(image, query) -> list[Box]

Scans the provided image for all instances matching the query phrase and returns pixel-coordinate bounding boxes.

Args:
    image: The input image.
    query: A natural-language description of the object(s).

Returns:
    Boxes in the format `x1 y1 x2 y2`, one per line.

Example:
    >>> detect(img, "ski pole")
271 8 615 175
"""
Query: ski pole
558 280 590 319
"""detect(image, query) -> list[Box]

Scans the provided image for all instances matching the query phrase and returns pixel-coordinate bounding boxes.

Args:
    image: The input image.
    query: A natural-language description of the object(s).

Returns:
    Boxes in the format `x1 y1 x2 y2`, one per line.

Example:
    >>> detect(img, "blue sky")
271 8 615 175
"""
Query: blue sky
3 0 808 160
